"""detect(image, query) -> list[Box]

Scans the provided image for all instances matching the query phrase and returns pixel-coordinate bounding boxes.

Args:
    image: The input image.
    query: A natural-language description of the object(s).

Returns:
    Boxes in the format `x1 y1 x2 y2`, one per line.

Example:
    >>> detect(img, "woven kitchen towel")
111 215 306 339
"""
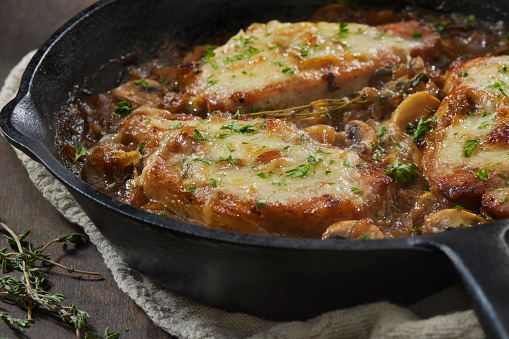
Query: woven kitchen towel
0 51 485 339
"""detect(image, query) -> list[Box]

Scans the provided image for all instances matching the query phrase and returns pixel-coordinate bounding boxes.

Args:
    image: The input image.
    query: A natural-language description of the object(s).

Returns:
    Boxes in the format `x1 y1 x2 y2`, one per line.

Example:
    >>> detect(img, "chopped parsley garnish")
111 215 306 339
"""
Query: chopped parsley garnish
233 108 241 119
134 78 149 87
487 80 509 98
138 142 146 155
257 198 267 209
215 133 229 139
317 149 331 155
184 184 197 193
235 35 255 48
285 154 323 178
478 120 490 129
189 128 212 141
272 179 287 186
105 182 116 190
243 46 261 58
384 159 419 184
307 155 323 165
114 101 132 116
428 20 451 35
475 167 489 181
343 159 353 167
208 78 219 86
73 142 87 163
413 117 437 143
351 187 364 198
171 122 183 129
257 171 270 179
209 178 222 187
300 134 308 144
298 43 309 57
282 66 294 75
412 30 422 39
203 44 216 61
463 137 479 157
220 121 258 135
217 155 238 166
454 205 463 210
375 126 387 137
339 22 349 37
285 163 311 178
460 70 469 77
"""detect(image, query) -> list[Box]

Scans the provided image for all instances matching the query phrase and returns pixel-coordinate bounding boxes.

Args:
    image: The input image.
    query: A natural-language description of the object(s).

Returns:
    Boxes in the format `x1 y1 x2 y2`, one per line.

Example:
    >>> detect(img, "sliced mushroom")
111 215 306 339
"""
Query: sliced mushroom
389 91 440 144
335 120 378 156
82 143 142 190
302 124 336 144
481 187 509 219
409 192 440 223
111 79 166 109
421 209 486 235
322 219 385 240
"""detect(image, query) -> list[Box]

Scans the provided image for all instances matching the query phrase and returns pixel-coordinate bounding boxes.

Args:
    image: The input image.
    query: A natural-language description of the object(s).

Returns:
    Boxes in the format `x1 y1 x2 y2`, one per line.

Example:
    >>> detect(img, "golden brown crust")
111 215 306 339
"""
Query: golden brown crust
179 20 440 114
132 115 393 238
421 56 509 209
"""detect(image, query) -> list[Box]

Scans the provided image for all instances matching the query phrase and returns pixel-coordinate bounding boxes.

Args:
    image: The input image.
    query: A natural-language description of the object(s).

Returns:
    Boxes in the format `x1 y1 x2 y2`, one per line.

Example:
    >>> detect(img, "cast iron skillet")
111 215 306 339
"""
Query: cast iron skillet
2 0 509 337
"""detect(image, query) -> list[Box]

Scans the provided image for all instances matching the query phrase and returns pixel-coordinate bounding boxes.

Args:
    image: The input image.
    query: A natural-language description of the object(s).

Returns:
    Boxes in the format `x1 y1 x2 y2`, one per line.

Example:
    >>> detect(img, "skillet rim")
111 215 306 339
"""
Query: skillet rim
0 0 496 253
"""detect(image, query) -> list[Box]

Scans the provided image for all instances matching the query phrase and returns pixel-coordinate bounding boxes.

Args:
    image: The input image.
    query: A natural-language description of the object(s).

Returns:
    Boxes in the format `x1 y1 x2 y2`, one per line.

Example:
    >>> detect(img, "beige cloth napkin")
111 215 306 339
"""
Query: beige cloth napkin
0 51 485 339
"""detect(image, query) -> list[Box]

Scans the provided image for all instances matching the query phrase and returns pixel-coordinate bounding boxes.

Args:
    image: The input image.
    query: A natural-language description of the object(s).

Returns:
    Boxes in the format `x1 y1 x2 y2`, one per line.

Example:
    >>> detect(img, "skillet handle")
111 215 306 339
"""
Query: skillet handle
409 221 509 339
0 95 43 164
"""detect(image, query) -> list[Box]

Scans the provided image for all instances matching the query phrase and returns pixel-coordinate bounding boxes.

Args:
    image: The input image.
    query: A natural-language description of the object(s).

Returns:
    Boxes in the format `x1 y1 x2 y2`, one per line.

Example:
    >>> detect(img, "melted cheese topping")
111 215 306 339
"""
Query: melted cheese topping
186 20 427 111
435 105 509 171
454 56 509 91
136 116 386 205
425 56 509 180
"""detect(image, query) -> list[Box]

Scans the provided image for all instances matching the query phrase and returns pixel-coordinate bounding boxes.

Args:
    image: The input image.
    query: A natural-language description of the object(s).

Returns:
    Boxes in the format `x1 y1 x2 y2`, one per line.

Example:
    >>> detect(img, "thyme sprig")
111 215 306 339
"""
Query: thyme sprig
0 221 119 338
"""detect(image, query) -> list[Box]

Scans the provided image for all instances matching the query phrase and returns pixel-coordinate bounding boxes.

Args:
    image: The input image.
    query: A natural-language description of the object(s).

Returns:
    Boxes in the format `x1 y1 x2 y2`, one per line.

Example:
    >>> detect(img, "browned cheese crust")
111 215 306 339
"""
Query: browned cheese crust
420 56 509 215
110 112 394 237
178 20 439 114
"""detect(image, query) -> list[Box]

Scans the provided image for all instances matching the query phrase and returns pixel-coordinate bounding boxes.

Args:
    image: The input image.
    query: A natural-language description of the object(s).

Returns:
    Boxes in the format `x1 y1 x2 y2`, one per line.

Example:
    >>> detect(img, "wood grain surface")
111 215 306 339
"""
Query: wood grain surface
0 1 173 338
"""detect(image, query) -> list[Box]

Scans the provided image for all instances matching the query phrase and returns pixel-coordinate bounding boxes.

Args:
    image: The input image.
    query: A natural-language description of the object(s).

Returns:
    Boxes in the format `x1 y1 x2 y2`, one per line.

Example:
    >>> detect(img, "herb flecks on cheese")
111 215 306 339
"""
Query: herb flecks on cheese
129 114 392 237
180 20 438 113
421 55 509 205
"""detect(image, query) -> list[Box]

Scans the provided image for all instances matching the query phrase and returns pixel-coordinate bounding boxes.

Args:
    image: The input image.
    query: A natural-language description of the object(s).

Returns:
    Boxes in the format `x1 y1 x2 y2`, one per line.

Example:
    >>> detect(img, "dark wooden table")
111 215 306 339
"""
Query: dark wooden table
0 1 172 338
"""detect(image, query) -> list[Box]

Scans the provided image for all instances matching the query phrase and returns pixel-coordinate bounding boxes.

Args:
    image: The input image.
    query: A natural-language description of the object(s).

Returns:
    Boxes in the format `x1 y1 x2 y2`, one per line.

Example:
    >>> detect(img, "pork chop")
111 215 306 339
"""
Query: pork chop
115 112 394 237
420 56 509 212
179 20 440 113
